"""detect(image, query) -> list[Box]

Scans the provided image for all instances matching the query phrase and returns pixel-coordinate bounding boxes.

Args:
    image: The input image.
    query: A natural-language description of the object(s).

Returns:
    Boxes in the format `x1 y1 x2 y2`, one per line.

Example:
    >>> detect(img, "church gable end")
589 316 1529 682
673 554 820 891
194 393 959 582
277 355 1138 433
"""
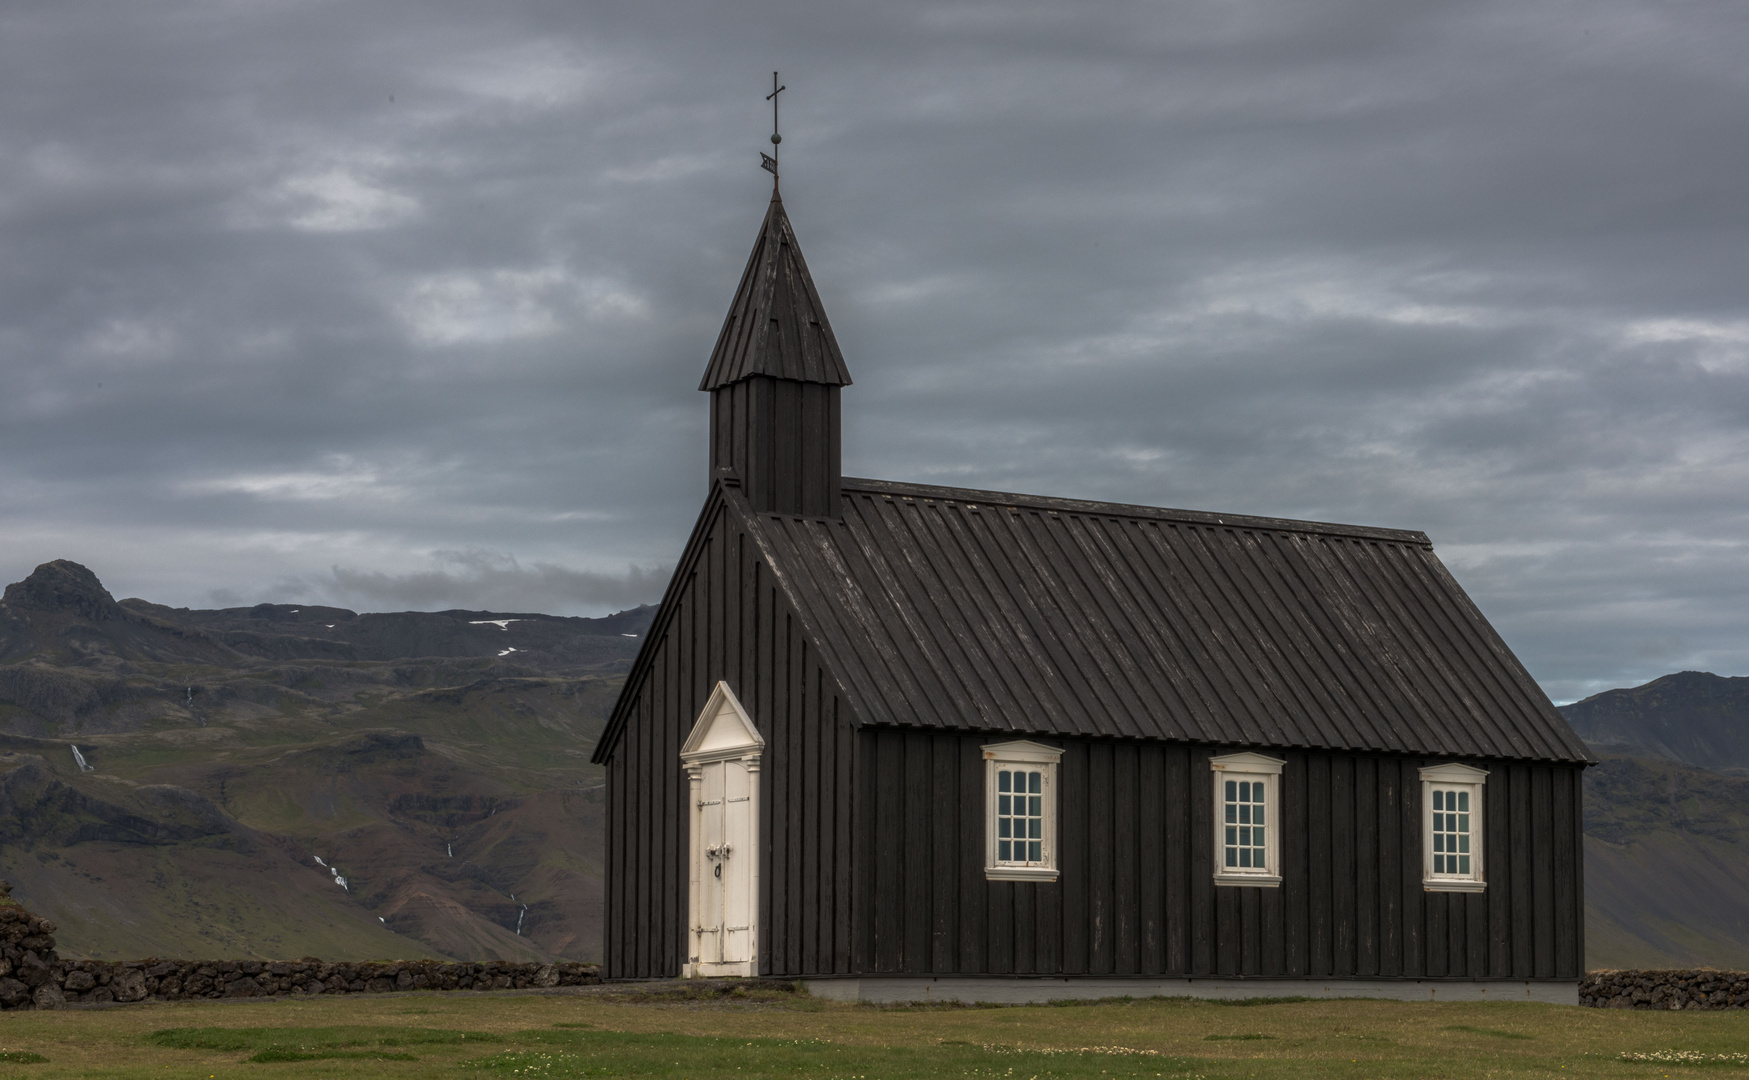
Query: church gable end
596 480 860 979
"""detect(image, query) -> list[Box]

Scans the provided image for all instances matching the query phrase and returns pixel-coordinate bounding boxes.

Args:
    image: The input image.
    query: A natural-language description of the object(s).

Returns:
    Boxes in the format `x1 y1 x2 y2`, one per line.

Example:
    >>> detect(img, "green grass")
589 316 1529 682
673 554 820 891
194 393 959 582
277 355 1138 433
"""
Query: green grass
0 990 1747 1078
148 1025 502 1061
1204 1033 1277 1040
1443 1024 1535 1039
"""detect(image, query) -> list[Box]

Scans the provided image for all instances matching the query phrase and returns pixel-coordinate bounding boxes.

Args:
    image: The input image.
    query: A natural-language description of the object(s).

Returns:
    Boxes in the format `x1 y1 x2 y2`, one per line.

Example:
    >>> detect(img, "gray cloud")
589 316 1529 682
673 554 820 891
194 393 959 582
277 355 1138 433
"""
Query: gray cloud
309 550 669 614
1 0 1746 700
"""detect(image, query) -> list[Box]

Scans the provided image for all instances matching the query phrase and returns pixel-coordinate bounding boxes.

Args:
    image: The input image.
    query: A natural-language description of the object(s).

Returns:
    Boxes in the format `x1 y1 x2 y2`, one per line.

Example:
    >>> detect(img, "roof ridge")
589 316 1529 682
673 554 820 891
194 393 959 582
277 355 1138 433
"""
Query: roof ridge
839 476 1430 545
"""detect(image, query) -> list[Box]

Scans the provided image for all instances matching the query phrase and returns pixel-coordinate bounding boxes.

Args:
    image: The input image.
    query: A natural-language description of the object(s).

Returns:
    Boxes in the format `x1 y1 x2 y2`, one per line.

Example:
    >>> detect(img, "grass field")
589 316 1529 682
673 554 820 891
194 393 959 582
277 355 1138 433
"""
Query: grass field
0 988 1746 1079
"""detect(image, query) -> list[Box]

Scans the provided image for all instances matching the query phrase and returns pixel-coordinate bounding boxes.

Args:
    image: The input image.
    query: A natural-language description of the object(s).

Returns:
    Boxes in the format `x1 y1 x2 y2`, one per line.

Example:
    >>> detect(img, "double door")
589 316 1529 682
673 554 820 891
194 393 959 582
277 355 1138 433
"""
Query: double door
688 758 756 975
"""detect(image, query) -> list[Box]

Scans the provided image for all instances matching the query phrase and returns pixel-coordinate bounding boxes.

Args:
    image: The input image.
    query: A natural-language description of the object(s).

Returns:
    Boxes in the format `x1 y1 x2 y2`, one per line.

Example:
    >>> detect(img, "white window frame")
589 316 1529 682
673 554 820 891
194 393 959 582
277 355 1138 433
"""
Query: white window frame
983 740 1062 882
1211 751 1284 887
1421 762 1487 893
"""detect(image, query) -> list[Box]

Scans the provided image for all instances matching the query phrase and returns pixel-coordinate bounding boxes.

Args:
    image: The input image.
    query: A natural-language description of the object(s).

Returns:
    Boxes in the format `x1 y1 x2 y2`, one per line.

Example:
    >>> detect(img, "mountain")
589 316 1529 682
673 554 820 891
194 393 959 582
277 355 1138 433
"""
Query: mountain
1562 671 1749 772
1562 675 1749 969
1582 752 1749 969
0 559 651 962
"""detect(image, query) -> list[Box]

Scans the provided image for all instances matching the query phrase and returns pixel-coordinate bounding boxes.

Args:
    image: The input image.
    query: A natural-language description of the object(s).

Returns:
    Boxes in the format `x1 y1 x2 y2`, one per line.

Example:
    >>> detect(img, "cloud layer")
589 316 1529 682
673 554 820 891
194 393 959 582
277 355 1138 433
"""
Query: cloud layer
1 0 1746 701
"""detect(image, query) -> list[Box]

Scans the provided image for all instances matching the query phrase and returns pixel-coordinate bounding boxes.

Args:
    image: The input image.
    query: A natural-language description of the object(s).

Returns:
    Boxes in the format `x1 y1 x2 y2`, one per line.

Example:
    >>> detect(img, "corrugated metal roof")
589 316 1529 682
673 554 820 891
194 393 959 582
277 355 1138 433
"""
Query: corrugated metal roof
736 477 1590 764
698 193 852 391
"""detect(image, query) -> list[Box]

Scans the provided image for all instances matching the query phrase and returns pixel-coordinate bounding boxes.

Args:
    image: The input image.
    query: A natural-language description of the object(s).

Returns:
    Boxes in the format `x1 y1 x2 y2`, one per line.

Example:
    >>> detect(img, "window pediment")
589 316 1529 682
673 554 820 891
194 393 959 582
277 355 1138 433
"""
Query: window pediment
1419 762 1488 783
981 739 1063 764
1209 751 1286 775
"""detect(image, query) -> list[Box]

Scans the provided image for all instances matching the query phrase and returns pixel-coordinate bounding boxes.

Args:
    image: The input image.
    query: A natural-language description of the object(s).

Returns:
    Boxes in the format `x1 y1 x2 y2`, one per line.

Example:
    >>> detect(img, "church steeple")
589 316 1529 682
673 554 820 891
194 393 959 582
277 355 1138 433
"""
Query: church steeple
702 192 851 518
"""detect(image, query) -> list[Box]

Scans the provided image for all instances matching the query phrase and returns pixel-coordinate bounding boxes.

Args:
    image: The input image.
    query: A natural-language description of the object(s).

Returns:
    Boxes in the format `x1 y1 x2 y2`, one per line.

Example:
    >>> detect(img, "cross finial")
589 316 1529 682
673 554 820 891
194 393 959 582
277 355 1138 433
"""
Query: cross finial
760 72 785 188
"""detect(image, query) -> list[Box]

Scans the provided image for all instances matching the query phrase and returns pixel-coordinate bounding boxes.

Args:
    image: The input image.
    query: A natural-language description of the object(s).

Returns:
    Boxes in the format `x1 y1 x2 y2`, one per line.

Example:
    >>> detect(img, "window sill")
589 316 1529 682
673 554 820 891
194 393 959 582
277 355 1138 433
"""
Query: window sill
1424 879 1486 893
985 866 1059 882
1213 872 1281 888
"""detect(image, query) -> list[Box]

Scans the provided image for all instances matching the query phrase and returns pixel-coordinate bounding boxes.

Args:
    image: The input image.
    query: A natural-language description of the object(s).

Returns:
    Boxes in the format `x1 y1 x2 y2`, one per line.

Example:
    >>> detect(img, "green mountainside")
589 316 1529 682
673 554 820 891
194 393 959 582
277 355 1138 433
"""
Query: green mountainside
1562 678 1749 969
0 560 650 963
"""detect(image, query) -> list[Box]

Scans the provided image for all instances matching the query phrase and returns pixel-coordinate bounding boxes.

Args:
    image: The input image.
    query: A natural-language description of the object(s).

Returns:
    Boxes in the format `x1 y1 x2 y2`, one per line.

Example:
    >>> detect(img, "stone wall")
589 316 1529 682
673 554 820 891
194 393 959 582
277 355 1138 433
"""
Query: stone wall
0 881 597 1010
58 958 600 1004
0 889 65 1010
1581 970 1749 1009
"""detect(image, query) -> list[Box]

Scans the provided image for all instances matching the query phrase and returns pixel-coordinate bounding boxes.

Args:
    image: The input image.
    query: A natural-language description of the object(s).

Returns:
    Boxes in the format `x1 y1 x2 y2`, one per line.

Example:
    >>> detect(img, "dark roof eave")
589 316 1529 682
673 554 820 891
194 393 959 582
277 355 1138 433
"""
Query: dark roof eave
847 715 1593 766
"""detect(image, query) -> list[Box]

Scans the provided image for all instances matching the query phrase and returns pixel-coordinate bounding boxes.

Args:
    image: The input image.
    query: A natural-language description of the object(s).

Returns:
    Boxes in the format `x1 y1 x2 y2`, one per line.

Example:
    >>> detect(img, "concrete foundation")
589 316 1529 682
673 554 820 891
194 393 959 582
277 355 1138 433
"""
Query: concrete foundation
803 975 1580 1006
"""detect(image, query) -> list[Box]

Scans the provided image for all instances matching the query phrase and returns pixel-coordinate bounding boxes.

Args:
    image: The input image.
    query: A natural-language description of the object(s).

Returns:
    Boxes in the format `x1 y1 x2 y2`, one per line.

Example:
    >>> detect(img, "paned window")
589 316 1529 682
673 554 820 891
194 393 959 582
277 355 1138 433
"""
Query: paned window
1210 752 1284 887
1429 788 1472 876
1222 778 1268 870
995 768 1044 864
983 740 1062 881
1420 763 1487 892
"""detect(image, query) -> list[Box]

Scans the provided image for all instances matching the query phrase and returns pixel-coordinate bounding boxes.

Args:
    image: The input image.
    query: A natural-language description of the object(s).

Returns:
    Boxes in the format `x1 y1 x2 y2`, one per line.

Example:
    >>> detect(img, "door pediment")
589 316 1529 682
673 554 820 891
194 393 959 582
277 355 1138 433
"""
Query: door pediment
681 681 765 765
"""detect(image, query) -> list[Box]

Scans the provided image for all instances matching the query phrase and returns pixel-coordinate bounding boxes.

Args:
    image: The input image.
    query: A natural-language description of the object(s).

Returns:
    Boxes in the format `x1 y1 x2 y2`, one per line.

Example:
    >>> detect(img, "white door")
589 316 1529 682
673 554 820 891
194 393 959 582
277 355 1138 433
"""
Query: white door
690 758 757 975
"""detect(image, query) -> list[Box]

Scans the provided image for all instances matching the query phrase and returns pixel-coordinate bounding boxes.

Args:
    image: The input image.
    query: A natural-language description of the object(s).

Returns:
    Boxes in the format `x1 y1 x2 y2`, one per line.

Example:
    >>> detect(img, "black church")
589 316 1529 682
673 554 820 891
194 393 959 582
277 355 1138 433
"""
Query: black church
591 189 1590 1003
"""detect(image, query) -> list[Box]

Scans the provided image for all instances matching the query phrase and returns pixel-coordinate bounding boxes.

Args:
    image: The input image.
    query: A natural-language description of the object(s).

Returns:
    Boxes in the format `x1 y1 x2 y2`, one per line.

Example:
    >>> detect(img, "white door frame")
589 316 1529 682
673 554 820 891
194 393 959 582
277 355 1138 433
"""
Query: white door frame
679 681 763 978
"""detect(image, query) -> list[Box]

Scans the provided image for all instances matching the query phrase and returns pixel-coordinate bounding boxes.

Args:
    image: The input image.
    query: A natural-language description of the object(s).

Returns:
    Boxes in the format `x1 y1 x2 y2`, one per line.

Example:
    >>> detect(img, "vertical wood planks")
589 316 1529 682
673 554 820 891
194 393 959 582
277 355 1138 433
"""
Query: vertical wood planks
1355 756 1378 976
903 731 932 971
959 736 987 974
874 731 903 971
1308 753 1332 977
1138 745 1165 975
1532 766 1556 978
1114 745 1140 974
1566 765 1585 977
1283 752 1308 975
1510 763 1533 977
1378 760 1401 977
1164 745 1190 974
931 735 960 972
1190 746 1214 975
1089 742 1115 974
1014 883 1037 973
1061 741 1089 974
1484 761 1508 977
1400 758 1424 977
1332 755 1356 976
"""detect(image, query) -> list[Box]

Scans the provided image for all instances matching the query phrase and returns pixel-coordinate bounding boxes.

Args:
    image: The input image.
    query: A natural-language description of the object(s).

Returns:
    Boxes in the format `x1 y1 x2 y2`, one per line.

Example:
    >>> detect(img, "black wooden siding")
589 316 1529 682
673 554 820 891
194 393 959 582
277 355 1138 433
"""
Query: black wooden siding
855 729 1584 980
604 489 858 979
710 376 841 518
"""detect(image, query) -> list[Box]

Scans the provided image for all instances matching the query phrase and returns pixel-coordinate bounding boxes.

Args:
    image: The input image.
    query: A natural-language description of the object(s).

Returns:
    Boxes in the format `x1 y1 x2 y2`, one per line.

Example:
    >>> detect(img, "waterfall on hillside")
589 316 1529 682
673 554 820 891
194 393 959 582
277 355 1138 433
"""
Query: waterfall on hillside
515 905 528 936
70 745 93 772
447 843 453 857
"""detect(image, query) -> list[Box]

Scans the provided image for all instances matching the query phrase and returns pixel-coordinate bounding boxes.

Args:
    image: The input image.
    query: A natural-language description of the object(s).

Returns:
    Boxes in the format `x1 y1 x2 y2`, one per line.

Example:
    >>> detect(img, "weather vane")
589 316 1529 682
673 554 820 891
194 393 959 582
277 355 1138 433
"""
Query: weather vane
760 72 785 185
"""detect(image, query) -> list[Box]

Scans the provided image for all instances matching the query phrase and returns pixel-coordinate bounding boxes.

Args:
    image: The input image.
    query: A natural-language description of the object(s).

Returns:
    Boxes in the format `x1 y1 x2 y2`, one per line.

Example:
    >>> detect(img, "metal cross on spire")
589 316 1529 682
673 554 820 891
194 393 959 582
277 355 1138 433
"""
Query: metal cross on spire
760 72 785 186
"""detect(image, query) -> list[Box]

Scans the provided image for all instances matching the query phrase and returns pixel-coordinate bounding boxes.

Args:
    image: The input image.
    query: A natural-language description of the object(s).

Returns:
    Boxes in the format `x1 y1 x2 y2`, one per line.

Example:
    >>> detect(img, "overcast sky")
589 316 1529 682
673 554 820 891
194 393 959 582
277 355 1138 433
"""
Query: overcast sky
2 1 1745 702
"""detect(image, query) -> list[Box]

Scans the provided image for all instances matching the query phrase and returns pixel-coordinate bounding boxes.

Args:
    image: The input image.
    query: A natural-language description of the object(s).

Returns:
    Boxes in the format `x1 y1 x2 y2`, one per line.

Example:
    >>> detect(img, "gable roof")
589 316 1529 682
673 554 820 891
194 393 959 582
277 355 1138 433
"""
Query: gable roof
735 477 1590 764
698 193 852 391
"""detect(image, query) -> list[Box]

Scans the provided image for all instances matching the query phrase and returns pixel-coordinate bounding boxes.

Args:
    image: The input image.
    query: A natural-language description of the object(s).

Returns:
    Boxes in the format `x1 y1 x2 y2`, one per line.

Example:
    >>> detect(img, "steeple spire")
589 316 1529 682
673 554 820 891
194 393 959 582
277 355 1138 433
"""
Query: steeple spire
761 72 784 190
701 195 850 518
